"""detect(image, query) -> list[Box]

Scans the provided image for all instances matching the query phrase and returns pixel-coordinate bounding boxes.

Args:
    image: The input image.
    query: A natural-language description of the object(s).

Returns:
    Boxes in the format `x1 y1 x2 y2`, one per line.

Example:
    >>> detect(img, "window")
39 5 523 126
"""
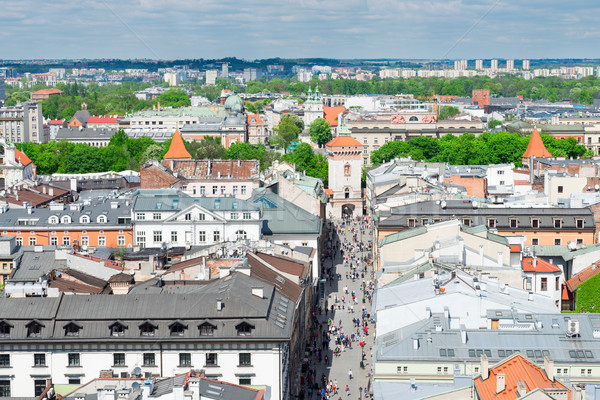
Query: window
531 238 539 246
143 353 155 366
344 164 351 176
462 218 471 227
525 277 532 290
531 219 539 229
169 322 186 336
239 353 251 366
50 237 57 246
437 366 442 374
233 186 239 195
200 186 206 195
206 353 218 366
199 323 215 336
510 218 518 229
16 237 22 246
136 213 145 220
65 323 80 336
0 380 9 397
97 215 107 224
220 186 226 195
198 231 206 243
68 353 80 366
213 231 220 242
80 236 89 246
243 212 251 220
63 236 70 245
541 277 548 291
241 186 247 195
554 238 561 246
34 353 46 367
468 349 476 357
198 213 206 221
439 349 446 356
497 170 505 175
171 231 178 243
443 367 448 374
408 218 416 228
363 137 368 144
80 215 90 224
68 378 81 385
239 376 252 385
110 323 126 337
179 353 191 367
34 379 46 397
29 237 36 246
212 186 218 195
236 322 253 336
554 219 562 229
113 353 125 366
555 277 560 291
185 213 192 221
0 354 9 366
28 322 43 337
153 231 162 243
117 236 125 246
236 230 247 240
576 219 584 229
153 212 161 220
137 233 146 248
61 215 71 224
577 238 584 245
98 236 106 247
140 322 156 336
558 186 563 193
488 218 496 228
231 212 239 220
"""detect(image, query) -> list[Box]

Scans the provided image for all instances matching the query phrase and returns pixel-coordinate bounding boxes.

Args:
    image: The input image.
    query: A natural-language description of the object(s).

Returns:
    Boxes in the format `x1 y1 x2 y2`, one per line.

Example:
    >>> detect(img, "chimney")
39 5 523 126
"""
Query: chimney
480 354 489 380
70 178 77 192
460 325 467 344
42 186 47 194
533 256 537 269
496 373 506 394
528 291 533 301
412 337 419 350
516 380 527 397
173 385 184 400
544 355 554 381
49 187 54 196
217 299 223 311
251 286 264 298
99 370 114 378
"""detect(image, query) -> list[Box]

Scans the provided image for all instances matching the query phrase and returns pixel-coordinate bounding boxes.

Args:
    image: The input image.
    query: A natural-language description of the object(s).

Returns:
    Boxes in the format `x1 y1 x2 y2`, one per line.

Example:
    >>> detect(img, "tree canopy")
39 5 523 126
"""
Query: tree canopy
308 118 332 147
271 114 303 152
280 143 328 186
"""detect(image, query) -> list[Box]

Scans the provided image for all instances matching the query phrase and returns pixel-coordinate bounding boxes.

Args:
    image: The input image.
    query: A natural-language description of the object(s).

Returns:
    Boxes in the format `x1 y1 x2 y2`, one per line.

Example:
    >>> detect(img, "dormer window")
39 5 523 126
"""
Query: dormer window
60 215 71 224
168 321 187 337
236 322 254 336
48 216 59 224
198 322 216 336
109 321 127 337
0 320 13 337
26 320 45 338
64 321 82 337
97 215 107 224
80 215 90 224
139 321 157 337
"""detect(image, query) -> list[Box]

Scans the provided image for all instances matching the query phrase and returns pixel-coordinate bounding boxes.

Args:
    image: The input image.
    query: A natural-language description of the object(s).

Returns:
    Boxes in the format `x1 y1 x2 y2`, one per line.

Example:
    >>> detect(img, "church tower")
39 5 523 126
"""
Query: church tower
303 85 324 128
325 132 363 218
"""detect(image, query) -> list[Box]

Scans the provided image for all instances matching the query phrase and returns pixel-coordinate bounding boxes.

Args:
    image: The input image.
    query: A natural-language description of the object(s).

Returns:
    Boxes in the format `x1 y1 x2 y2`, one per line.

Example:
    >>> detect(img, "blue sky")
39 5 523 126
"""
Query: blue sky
2 0 599 60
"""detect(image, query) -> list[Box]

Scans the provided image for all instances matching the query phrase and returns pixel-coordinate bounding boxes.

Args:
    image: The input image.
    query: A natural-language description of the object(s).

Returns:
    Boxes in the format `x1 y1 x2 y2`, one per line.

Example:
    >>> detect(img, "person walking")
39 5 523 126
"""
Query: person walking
348 369 353 380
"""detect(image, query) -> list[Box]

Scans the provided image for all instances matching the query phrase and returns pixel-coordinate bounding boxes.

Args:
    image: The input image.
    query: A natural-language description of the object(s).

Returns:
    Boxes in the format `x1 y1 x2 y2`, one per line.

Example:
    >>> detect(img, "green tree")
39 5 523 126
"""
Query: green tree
271 114 302 152
370 141 411 165
155 88 191 108
438 106 460 120
308 118 332 147
488 119 502 129
186 137 226 159
281 143 328 185
140 144 164 163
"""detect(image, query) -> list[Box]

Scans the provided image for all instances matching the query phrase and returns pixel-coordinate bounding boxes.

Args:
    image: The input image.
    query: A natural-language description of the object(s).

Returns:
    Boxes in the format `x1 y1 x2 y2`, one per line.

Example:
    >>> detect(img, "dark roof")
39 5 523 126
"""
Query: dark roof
70 110 92 125
251 252 310 279
247 253 304 303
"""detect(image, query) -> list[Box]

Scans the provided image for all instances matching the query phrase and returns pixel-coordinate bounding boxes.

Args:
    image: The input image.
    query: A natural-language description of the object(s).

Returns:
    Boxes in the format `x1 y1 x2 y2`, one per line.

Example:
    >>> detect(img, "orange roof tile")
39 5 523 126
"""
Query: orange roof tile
522 128 552 158
15 149 32 166
510 244 521 253
247 114 264 125
163 130 192 160
326 136 362 148
32 88 64 95
565 262 600 292
474 354 568 400
47 119 65 125
88 116 119 124
522 257 560 273
323 106 345 127
324 188 333 197
561 284 570 300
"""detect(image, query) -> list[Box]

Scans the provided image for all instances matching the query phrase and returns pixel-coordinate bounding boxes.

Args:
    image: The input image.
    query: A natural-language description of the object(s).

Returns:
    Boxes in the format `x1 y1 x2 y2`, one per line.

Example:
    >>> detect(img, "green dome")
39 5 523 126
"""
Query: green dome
224 95 244 112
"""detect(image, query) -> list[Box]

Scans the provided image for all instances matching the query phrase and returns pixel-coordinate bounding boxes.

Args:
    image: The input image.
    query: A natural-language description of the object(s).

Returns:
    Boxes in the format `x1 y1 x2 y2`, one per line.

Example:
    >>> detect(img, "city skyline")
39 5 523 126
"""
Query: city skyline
2 0 600 60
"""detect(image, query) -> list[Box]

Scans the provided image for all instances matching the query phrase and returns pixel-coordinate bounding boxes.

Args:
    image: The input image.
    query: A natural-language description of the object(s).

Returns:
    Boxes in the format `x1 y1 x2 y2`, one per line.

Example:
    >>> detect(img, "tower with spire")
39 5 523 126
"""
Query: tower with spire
303 84 323 128
522 127 552 168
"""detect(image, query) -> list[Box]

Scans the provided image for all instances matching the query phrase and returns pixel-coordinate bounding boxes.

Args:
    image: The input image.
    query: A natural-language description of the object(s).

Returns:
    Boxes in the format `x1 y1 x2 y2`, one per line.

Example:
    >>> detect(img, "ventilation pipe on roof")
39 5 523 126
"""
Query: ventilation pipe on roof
496 373 505 393
544 355 554 381
480 354 489 380
516 380 527 397
412 337 419 350
217 298 223 311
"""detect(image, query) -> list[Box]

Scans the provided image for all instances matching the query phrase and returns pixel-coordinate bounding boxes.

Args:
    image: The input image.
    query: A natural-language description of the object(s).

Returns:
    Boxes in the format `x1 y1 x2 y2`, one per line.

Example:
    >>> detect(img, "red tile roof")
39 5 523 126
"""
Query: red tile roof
163 130 192 160
565 262 600 292
522 128 552 158
510 244 521 253
247 114 264 125
47 119 65 125
14 149 32 166
323 106 345 127
522 257 560 273
474 354 568 400
88 116 119 124
325 188 333 197
326 135 362 147
32 88 64 95
561 284 571 300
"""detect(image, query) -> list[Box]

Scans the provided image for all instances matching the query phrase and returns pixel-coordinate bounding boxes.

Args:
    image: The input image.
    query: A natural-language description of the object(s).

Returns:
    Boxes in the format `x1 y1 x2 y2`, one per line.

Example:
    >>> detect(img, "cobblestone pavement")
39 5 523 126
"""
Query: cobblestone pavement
299 217 374 400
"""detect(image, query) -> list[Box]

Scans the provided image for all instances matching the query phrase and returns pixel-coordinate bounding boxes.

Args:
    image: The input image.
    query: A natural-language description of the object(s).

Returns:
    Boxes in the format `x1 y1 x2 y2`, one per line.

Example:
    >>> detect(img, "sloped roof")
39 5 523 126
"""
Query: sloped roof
88 116 119 124
32 88 63 95
323 106 345 127
326 135 362 147
47 119 65 125
522 128 552 158
14 148 32 166
474 353 567 400
522 257 560 273
565 262 600 292
247 114 264 125
163 130 192 160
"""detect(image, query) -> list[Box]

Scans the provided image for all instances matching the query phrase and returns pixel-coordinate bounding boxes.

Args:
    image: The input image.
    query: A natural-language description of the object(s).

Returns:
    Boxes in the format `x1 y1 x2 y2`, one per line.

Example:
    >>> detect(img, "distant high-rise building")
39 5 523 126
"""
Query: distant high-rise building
297 68 312 83
243 68 263 82
491 59 498 70
506 59 514 71
163 72 179 86
454 60 467 70
221 63 229 79
205 70 218 86
475 59 483 70
522 60 530 70
0 68 17 79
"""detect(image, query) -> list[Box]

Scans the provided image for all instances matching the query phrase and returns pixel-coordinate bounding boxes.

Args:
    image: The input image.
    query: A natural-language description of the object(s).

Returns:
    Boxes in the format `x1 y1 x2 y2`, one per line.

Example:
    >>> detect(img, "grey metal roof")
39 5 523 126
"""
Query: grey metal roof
56 127 116 140
10 248 66 282
132 190 260 212
197 377 260 400
250 189 322 236
0 272 294 343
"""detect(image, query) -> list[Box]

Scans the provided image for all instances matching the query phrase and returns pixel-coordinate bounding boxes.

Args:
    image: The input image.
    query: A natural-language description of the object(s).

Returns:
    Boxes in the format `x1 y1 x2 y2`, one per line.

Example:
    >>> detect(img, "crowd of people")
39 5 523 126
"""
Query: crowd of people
298 215 375 400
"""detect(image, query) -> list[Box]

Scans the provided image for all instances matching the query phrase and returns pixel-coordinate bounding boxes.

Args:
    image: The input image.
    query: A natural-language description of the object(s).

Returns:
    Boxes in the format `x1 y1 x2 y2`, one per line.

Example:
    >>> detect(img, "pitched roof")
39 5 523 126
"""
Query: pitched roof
325 135 362 147
522 128 552 158
247 114 264 125
32 88 63 95
14 148 32 166
565 262 600 292
70 110 92 125
163 129 192 160
47 119 65 125
522 257 560 273
474 353 567 400
88 116 119 124
323 106 345 127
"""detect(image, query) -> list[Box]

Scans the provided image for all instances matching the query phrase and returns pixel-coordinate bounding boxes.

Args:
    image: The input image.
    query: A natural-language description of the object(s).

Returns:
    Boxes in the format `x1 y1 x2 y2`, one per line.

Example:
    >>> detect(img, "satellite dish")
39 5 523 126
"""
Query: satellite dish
596 184 599 191
132 382 140 390
82 245 88 251
133 366 142 376
129 269 135 276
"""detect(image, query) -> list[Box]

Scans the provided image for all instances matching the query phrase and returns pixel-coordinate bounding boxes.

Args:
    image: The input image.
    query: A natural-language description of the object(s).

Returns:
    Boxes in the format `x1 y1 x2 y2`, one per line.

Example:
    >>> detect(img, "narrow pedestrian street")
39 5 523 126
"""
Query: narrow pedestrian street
298 216 375 400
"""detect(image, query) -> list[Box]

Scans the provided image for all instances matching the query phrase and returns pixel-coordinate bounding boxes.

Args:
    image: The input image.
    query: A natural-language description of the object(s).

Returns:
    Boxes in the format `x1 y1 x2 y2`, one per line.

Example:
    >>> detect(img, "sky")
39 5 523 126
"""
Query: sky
2 0 600 60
